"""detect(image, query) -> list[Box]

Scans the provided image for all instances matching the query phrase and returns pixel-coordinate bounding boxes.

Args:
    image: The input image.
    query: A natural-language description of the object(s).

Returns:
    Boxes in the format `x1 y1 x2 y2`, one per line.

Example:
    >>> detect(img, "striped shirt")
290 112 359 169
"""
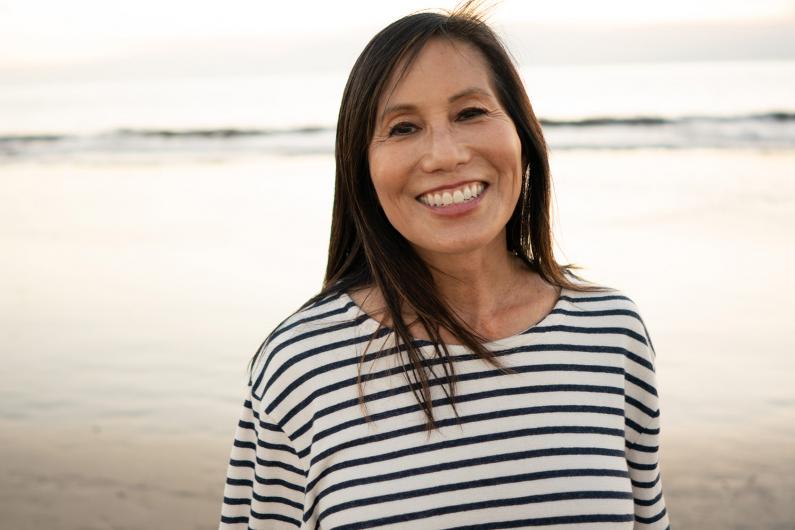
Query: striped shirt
219 284 670 529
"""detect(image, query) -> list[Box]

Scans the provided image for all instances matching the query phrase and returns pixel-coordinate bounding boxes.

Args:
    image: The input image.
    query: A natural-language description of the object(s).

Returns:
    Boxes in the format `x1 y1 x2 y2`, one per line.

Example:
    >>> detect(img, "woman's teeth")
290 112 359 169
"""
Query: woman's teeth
418 182 485 207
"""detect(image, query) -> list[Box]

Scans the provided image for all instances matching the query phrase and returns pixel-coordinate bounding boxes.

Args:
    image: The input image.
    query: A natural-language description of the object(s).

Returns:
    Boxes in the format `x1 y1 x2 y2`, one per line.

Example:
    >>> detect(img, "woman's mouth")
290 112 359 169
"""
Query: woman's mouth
416 182 486 207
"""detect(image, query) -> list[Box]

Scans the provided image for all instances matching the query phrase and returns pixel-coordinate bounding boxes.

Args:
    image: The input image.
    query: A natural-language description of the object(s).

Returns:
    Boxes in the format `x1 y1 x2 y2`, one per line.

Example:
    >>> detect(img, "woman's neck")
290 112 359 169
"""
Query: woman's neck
349 233 559 342
418 229 559 336
414 234 535 328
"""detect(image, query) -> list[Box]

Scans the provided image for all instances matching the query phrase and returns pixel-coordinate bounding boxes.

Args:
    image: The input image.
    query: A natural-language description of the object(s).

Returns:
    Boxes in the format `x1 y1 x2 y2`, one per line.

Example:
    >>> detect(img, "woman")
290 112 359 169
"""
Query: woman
219 5 669 530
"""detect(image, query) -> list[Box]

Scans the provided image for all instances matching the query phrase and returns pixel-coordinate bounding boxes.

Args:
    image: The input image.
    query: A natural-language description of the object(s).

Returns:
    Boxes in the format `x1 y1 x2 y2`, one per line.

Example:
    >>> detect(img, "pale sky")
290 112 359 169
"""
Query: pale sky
2 0 794 77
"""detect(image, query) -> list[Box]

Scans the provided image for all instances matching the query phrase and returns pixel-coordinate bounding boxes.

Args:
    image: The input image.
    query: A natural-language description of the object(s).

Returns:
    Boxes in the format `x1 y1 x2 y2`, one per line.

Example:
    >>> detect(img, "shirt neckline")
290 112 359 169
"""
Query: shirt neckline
339 285 569 350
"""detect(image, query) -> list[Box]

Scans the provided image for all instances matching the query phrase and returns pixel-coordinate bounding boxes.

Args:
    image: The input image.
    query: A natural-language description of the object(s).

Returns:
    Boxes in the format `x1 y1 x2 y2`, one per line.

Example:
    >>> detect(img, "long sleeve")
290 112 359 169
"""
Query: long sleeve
623 302 670 529
627 412 669 529
219 382 307 529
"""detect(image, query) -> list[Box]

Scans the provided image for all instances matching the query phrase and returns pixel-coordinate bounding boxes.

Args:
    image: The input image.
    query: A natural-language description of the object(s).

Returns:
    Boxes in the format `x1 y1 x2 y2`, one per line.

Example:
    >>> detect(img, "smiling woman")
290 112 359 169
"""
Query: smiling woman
218 3 670 529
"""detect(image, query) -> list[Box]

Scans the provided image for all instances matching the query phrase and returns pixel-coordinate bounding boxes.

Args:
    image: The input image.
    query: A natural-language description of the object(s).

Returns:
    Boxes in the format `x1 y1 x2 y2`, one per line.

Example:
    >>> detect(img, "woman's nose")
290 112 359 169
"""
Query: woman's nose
419 126 470 173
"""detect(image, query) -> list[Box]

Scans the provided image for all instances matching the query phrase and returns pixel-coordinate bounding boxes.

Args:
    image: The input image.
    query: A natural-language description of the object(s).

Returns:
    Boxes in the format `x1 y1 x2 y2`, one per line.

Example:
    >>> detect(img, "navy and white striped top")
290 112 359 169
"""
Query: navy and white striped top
219 284 670 529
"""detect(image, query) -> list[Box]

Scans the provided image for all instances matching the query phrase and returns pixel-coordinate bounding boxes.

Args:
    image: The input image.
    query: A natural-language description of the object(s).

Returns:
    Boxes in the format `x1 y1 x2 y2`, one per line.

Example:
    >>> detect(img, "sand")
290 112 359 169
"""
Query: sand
0 422 228 530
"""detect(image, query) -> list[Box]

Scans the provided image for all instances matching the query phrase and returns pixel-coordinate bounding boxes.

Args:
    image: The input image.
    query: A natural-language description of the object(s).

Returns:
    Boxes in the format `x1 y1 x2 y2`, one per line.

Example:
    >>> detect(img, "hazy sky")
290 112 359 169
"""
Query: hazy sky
2 0 794 79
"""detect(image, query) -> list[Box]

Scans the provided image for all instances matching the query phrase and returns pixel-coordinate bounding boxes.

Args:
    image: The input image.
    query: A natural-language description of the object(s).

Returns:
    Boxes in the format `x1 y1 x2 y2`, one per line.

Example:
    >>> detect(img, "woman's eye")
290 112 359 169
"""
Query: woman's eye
388 122 417 137
457 107 488 120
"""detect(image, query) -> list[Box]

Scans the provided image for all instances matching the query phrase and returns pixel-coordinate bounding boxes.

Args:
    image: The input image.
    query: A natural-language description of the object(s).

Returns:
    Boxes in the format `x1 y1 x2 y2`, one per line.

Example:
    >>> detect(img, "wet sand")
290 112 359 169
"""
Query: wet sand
0 422 227 530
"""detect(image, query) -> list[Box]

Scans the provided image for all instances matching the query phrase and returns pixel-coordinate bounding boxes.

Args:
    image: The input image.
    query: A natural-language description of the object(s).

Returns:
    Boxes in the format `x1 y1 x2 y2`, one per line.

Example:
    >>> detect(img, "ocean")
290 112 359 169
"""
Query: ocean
2 60 794 163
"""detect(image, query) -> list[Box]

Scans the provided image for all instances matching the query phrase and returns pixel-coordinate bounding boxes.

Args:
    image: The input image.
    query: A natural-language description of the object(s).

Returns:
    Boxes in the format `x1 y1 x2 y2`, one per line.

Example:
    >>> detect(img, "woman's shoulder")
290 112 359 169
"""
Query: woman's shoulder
560 270 641 310
248 288 367 400
557 273 655 353
560 284 636 309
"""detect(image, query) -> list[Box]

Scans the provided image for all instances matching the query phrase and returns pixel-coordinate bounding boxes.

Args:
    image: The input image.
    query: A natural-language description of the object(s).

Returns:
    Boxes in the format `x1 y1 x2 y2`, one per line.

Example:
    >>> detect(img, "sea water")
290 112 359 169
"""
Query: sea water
2 60 794 161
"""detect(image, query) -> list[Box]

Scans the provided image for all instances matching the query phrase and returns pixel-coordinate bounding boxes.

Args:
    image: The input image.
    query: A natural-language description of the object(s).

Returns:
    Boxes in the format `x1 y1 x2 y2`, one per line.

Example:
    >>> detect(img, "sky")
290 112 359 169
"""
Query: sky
1 0 794 79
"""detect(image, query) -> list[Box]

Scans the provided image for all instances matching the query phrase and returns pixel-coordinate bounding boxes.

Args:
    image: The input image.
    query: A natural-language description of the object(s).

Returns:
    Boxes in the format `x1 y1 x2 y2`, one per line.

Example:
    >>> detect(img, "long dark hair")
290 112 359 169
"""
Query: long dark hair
259 3 603 433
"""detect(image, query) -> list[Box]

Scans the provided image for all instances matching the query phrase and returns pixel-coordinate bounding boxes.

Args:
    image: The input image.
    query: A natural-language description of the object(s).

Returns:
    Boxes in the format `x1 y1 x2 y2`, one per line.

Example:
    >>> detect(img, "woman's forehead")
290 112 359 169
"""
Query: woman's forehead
376 38 495 112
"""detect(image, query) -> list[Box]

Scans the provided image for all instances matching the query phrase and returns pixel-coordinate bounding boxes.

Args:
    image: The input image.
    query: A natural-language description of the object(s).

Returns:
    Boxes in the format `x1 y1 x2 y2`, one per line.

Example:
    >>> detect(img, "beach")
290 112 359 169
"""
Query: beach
2 420 793 529
1 148 794 528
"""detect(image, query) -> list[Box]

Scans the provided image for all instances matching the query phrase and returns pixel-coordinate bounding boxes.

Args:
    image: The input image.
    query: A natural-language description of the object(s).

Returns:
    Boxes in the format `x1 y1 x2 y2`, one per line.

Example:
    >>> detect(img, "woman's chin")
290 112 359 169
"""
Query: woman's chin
410 232 506 260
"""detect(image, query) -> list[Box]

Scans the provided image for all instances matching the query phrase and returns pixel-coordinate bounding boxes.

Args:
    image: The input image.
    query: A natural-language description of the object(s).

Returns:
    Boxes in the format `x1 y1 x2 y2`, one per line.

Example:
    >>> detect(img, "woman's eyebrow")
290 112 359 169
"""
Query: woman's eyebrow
448 86 491 103
379 86 492 124
379 103 417 124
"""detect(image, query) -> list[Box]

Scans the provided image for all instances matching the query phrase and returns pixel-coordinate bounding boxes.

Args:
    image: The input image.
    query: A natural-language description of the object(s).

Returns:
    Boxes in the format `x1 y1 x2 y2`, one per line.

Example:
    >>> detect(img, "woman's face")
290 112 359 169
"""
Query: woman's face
368 38 523 260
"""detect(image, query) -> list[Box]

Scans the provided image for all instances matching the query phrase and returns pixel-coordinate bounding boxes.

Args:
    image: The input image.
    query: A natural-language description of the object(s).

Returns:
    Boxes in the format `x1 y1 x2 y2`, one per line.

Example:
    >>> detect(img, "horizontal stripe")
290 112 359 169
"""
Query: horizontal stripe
523 324 648 346
626 441 659 453
306 379 624 447
224 491 304 510
309 290 345 309
219 515 249 524
252 493 303 510
269 334 411 418
304 446 627 520
624 396 659 418
259 421 284 433
247 290 346 381
248 410 284 433
625 372 658 397
248 510 301 526
309 411 625 467
223 496 251 506
631 473 661 489
296 380 624 441
282 344 652 436
253 313 375 393
252 473 305 493
318 469 630 523
552 307 641 320
635 507 668 524
634 491 664 507
627 459 658 472
444 513 636 529
625 417 660 439
228 458 255 469
306 435 626 495
269 300 357 342
254 456 305 476
559 294 631 304
233 439 256 451
331 491 634 529
262 326 392 409
257 286 346 354
418 343 637 380
625 417 646 436
256 438 298 456
274 340 654 434
307 427 626 513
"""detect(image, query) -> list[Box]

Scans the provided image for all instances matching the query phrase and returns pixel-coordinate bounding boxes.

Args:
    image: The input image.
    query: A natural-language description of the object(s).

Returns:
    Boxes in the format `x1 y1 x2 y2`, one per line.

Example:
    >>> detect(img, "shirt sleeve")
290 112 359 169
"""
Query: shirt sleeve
627 412 669 529
219 382 307 529
623 308 671 529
